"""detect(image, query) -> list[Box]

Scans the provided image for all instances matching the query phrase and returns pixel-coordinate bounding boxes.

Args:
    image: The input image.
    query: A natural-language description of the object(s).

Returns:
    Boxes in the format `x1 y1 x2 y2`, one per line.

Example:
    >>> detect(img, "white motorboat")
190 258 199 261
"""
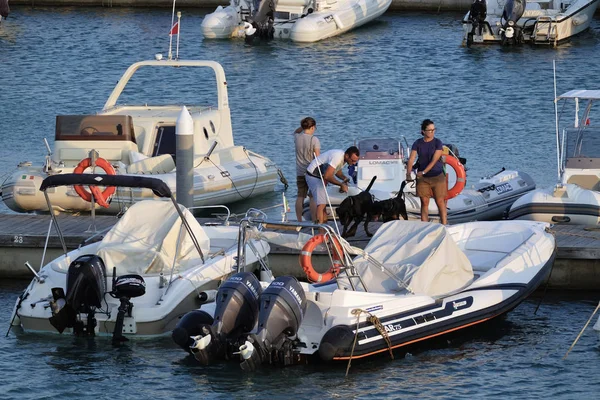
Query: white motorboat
8 174 270 340
201 0 392 43
1 59 286 215
304 138 536 224
509 90 600 224
462 0 599 47
172 218 556 367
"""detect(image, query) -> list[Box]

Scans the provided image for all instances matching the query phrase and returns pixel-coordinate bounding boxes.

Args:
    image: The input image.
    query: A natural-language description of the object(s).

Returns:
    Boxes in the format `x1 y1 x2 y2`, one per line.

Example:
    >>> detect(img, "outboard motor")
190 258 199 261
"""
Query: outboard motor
444 143 467 165
49 254 107 335
500 0 526 45
110 268 146 345
239 276 307 371
244 0 278 43
175 272 262 364
466 0 487 46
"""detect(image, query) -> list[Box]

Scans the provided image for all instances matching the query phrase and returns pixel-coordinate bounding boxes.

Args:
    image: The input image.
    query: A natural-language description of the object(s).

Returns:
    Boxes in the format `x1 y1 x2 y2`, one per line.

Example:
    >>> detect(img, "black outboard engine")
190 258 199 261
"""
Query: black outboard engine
467 0 487 46
501 0 526 45
110 268 146 345
173 272 262 364
244 0 278 43
49 254 107 335
444 143 467 165
239 276 307 371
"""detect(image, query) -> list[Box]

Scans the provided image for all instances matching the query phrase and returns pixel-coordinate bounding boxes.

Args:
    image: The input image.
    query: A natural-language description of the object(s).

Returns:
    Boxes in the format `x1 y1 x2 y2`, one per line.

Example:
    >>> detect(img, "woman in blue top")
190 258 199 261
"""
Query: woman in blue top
406 119 448 224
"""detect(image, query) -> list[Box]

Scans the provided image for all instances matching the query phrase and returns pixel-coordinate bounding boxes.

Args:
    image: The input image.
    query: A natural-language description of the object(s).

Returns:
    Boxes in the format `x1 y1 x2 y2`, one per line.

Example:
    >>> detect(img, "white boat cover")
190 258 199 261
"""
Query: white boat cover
351 221 474 296
96 200 210 275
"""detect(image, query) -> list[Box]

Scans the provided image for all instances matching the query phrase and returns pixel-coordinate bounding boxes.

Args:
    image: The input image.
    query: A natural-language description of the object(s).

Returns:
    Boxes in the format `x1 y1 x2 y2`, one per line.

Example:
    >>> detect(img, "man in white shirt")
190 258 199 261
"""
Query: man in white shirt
305 146 360 224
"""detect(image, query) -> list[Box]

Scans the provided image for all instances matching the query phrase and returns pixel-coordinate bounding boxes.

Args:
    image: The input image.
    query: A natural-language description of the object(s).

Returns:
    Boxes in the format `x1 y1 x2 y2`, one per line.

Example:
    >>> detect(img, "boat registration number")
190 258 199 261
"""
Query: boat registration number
495 183 513 194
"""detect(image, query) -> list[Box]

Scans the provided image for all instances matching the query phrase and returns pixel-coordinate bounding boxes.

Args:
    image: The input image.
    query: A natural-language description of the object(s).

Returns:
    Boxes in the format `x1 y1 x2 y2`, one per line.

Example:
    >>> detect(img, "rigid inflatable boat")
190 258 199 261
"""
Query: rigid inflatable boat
1 59 285 215
9 174 270 340
201 0 392 43
462 0 599 47
172 218 555 368
509 90 600 224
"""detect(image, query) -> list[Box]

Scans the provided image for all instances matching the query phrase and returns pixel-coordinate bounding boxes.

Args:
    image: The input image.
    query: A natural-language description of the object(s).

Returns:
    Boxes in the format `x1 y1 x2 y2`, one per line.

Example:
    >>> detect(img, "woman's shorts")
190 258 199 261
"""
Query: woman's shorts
297 175 309 198
416 173 447 199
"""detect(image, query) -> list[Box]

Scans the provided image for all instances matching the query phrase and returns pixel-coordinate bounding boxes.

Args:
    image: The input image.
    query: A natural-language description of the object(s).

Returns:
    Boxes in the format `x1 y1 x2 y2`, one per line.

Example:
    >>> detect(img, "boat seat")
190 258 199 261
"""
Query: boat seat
463 228 533 273
127 154 176 175
566 175 600 191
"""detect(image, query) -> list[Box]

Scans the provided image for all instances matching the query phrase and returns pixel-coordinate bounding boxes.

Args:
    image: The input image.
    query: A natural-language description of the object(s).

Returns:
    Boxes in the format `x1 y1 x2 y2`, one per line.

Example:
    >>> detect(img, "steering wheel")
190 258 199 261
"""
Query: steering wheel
80 126 99 136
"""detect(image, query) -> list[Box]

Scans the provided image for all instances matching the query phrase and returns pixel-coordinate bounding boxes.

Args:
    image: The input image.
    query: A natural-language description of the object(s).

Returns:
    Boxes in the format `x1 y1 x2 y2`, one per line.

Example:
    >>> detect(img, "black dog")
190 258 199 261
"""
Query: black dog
367 181 409 236
336 176 377 238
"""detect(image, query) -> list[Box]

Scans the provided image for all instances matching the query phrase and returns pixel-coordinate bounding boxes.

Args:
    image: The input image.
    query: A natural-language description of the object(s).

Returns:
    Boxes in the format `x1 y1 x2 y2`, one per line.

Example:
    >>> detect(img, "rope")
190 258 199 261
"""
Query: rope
563 300 600 359
346 308 393 376
202 148 260 201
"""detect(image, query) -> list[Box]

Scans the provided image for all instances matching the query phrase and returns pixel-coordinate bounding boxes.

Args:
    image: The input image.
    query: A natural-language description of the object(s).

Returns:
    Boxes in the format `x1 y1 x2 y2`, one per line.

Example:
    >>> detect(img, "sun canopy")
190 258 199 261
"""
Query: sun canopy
40 173 172 198
350 221 474 297
95 200 210 275
557 90 600 101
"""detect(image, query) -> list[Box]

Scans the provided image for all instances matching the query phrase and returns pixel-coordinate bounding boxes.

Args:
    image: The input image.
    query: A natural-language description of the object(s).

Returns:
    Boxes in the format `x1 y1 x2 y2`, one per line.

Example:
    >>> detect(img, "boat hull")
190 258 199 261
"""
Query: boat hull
326 251 554 360
2 153 280 214
508 184 600 224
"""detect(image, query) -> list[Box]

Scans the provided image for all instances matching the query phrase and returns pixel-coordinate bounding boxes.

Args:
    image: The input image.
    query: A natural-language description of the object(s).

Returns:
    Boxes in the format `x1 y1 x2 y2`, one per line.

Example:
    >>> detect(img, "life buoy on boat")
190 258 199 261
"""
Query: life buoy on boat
443 155 466 200
300 233 344 283
73 157 116 208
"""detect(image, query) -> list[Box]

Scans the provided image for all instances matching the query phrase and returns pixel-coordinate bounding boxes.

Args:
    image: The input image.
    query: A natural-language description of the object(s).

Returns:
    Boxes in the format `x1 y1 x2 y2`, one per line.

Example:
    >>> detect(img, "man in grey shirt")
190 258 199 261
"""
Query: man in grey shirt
294 117 321 221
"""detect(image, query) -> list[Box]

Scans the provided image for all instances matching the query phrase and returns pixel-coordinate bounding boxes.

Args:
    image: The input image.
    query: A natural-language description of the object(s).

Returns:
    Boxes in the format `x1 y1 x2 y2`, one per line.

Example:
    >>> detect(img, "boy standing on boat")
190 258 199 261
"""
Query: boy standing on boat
406 119 448 224
294 117 321 221
305 146 360 224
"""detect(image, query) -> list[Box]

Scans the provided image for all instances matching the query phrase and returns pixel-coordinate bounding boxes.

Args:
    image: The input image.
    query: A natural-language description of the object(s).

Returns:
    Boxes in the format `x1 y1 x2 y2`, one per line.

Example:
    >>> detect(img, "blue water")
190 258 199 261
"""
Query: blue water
1 279 599 399
1 7 600 399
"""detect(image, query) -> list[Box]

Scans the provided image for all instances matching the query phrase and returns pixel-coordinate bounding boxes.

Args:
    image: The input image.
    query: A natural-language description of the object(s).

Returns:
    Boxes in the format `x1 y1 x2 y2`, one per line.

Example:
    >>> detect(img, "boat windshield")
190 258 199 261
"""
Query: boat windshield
55 115 136 143
565 126 600 159
358 138 404 160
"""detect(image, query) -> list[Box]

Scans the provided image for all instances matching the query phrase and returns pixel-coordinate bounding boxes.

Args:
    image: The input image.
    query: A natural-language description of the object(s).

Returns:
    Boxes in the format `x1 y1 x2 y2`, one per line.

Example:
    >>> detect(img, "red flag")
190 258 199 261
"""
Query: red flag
170 21 179 35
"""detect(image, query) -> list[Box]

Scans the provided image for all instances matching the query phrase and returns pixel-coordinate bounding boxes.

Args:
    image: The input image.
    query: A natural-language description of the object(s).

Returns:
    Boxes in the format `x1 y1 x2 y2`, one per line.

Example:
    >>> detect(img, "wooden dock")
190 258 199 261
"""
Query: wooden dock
1 213 599 290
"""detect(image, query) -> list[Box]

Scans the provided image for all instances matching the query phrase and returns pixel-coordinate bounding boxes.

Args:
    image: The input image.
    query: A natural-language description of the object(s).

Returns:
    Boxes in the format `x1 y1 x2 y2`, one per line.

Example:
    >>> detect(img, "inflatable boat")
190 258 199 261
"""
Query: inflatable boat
172 218 556 368
462 0 600 47
8 174 270 340
509 90 600 224
201 0 392 43
1 59 284 215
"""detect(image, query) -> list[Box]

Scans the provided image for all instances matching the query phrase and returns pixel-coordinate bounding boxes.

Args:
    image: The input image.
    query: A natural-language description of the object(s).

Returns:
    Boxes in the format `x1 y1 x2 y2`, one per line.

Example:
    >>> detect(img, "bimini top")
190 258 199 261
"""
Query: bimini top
558 90 600 101
39 174 172 198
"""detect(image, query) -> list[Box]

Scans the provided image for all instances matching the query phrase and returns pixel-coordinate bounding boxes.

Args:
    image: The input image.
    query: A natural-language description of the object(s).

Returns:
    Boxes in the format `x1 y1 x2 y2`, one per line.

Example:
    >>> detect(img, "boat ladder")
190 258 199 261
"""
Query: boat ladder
533 16 558 45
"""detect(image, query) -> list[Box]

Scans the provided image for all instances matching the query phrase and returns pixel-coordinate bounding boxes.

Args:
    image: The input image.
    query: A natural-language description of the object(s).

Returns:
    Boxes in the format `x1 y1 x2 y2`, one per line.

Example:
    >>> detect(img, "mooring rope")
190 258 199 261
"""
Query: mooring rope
346 308 393 376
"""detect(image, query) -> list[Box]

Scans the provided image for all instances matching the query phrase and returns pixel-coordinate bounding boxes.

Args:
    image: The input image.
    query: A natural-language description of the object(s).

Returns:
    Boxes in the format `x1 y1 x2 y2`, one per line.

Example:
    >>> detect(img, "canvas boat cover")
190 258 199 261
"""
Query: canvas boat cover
96 200 210 275
351 221 474 297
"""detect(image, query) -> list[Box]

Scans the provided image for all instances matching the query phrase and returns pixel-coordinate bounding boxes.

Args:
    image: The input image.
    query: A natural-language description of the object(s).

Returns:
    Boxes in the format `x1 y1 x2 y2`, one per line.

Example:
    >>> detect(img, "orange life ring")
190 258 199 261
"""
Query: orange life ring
299 233 344 283
443 155 466 200
73 157 116 208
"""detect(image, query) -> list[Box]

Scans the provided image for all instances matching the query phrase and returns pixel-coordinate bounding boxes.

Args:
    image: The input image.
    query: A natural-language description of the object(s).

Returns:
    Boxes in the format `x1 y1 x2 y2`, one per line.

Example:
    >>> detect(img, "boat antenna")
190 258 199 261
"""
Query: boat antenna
553 60 561 183
176 12 181 60
168 0 178 60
